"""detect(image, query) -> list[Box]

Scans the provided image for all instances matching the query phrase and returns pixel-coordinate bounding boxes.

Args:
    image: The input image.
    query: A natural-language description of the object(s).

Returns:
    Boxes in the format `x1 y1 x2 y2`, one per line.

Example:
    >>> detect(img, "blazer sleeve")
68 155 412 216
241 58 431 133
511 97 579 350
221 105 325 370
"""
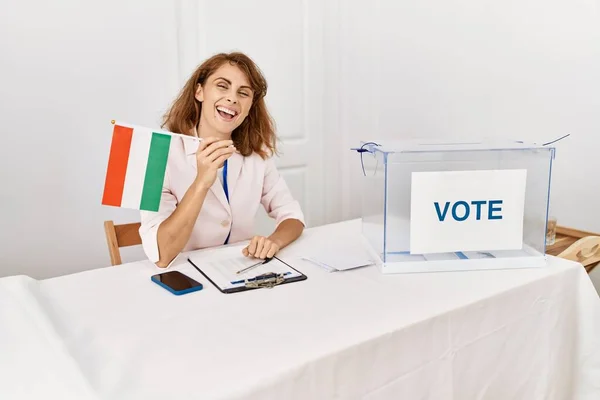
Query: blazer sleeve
138 169 179 268
260 156 306 227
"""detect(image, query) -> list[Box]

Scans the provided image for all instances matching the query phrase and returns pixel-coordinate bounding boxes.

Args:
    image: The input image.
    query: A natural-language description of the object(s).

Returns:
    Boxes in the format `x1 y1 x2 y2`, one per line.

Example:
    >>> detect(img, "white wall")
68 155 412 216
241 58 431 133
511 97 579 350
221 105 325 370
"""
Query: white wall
0 0 181 278
325 0 600 234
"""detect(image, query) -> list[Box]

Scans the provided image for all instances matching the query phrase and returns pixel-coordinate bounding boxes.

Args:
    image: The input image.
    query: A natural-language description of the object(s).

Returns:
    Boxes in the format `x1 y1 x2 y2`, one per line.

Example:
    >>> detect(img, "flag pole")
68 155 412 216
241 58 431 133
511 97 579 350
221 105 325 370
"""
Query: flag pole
111 119 201 141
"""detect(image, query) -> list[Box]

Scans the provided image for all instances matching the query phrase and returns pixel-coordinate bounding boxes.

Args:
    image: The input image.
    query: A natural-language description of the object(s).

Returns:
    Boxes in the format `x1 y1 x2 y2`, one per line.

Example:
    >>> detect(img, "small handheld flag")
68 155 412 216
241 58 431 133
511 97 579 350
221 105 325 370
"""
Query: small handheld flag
101 121 198 212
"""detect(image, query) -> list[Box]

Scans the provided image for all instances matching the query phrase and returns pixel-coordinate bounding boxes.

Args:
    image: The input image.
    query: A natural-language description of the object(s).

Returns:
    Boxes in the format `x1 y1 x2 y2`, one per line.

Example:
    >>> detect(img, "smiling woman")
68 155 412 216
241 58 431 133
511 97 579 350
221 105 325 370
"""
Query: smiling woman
138 52 305 268
161 52 274 158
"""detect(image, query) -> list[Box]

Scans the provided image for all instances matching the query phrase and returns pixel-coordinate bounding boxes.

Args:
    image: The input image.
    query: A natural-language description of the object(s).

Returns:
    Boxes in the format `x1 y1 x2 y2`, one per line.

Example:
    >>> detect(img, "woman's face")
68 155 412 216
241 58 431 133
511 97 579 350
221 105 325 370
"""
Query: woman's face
195 63 254 136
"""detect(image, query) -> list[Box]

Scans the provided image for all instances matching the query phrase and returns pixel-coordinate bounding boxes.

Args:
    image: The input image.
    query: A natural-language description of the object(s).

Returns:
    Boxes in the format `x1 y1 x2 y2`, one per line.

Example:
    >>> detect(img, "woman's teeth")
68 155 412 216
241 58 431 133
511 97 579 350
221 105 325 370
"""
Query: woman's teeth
216 106 237 121
217 106 236 116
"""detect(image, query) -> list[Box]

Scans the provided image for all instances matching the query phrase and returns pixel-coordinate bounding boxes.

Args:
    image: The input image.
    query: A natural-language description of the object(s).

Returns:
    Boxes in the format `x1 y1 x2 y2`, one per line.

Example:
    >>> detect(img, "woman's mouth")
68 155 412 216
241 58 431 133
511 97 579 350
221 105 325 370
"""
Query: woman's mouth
216 105 238 122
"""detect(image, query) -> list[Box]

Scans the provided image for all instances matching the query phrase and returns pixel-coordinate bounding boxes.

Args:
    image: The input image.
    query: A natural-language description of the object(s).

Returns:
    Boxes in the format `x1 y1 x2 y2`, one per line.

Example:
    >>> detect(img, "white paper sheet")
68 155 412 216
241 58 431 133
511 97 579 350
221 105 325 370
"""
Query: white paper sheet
302 234 376 272
410 169 527 254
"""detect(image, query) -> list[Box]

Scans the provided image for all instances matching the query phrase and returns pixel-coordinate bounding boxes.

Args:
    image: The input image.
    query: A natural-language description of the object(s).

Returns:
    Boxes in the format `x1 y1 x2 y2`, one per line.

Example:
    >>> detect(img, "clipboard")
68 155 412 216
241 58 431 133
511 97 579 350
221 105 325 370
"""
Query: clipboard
187 254 307 294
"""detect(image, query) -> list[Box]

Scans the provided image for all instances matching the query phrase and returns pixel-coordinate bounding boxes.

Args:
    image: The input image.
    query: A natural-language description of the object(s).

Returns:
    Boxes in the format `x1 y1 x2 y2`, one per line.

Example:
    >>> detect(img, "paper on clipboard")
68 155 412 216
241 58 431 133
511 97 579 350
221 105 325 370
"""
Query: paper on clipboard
188 248 302 291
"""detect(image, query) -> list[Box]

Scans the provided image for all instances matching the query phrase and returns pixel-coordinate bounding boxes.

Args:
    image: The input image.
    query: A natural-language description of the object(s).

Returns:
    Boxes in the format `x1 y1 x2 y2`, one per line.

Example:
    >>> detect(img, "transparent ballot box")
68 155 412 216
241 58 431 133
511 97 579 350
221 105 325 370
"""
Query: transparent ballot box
354 140 555 274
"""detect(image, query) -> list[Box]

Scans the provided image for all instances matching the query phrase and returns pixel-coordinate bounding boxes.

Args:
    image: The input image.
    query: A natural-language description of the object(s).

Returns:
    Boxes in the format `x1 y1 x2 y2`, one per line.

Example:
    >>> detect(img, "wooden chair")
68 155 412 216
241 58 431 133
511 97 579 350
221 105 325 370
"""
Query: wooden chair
547 225 600 274
104 220 142 266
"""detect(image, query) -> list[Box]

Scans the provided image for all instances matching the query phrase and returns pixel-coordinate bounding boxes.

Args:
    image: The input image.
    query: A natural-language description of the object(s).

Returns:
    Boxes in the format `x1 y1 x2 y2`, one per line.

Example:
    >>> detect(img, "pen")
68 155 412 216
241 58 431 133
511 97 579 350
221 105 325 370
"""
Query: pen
230 271 291 285
235 257 273 275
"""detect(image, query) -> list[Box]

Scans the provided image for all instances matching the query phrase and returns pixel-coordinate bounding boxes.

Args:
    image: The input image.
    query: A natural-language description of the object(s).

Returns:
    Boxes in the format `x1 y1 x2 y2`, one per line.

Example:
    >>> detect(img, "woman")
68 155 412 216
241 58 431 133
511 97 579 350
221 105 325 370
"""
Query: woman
139 52 305 268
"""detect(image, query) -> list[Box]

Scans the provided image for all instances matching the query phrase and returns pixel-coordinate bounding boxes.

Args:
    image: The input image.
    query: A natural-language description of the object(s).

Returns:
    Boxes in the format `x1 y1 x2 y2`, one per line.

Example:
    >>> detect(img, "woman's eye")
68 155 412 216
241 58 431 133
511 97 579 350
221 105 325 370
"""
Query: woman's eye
239 92 249 97
217 84 227 89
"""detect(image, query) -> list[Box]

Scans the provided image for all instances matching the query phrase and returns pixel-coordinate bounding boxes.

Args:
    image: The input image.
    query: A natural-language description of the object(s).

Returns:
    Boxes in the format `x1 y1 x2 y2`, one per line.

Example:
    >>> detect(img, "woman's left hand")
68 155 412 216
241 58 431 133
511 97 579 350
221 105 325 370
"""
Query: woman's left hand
243 236 280 259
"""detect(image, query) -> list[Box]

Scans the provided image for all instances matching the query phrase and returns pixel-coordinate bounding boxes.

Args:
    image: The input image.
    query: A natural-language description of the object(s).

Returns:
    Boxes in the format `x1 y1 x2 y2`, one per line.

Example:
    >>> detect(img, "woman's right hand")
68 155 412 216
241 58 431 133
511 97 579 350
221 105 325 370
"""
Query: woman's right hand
194 137 236 189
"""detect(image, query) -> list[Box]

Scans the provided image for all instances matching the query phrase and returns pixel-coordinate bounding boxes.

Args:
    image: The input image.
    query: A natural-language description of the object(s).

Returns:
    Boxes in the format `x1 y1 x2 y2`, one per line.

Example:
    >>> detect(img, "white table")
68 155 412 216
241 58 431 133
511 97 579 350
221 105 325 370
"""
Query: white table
1 219 600 400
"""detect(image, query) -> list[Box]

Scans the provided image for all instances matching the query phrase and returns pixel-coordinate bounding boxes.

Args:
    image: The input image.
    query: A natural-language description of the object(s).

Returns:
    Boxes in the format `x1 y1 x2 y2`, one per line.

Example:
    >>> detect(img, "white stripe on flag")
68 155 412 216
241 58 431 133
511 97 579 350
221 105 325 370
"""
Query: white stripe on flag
121 128 152 209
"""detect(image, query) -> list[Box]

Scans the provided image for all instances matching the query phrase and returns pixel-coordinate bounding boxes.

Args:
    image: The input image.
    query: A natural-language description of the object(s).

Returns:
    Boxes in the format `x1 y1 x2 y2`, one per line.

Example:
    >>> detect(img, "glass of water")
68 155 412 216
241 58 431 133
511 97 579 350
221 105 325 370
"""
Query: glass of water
546 216 557 246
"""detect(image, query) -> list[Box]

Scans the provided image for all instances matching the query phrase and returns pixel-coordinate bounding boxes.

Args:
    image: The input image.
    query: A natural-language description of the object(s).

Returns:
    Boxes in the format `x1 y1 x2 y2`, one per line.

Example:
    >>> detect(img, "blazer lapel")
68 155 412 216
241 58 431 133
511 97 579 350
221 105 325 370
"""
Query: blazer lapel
209 178 231 215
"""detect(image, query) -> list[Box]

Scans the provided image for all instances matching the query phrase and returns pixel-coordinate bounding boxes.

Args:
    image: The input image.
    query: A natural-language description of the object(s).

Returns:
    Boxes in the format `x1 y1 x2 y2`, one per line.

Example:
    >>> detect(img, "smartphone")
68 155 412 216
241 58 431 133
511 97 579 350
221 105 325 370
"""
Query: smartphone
151 271 203 295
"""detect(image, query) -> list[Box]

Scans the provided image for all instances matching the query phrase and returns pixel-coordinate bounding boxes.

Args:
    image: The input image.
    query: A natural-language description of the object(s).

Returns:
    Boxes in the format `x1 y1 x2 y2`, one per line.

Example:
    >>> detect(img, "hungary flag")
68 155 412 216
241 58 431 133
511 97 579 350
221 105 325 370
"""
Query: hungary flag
101 123 172 212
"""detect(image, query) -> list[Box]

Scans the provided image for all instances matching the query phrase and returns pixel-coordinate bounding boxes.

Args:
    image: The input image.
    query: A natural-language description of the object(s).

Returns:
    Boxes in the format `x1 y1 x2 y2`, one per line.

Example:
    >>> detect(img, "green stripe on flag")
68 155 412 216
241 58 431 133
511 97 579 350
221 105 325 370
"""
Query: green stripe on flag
140 132 171 211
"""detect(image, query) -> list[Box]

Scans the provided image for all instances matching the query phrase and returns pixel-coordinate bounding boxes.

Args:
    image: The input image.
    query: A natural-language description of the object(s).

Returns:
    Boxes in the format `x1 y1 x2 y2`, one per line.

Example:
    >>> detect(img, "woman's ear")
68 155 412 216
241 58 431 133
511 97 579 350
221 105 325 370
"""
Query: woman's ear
194 83 204 102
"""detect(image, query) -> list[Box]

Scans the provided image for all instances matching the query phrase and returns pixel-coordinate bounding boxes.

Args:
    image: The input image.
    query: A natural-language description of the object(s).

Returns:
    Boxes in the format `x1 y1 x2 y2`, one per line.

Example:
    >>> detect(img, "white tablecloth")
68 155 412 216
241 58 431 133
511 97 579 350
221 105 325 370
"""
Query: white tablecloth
1 219 600 400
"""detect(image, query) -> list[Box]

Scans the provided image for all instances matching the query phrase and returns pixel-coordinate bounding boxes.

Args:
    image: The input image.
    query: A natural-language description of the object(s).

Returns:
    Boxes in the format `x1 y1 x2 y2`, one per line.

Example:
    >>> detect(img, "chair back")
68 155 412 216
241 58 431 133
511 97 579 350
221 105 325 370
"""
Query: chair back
548 225 600 274
104 220 142 266
557 236 600 273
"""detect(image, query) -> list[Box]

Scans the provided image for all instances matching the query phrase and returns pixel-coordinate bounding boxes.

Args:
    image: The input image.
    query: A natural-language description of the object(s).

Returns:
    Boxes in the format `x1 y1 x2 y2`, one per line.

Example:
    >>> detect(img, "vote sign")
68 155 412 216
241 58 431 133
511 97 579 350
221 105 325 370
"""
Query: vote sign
409 169 527 254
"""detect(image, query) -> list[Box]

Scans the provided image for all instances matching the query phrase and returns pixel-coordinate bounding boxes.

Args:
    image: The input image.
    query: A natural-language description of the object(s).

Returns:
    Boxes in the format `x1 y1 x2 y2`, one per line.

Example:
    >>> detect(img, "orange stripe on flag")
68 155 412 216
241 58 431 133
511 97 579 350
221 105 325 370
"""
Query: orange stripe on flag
102 125 134 206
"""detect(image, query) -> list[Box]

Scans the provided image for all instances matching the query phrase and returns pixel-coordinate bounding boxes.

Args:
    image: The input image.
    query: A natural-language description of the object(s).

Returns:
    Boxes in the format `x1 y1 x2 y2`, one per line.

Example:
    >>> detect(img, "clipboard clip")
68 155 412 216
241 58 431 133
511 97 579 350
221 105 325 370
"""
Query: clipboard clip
244 272 285 289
